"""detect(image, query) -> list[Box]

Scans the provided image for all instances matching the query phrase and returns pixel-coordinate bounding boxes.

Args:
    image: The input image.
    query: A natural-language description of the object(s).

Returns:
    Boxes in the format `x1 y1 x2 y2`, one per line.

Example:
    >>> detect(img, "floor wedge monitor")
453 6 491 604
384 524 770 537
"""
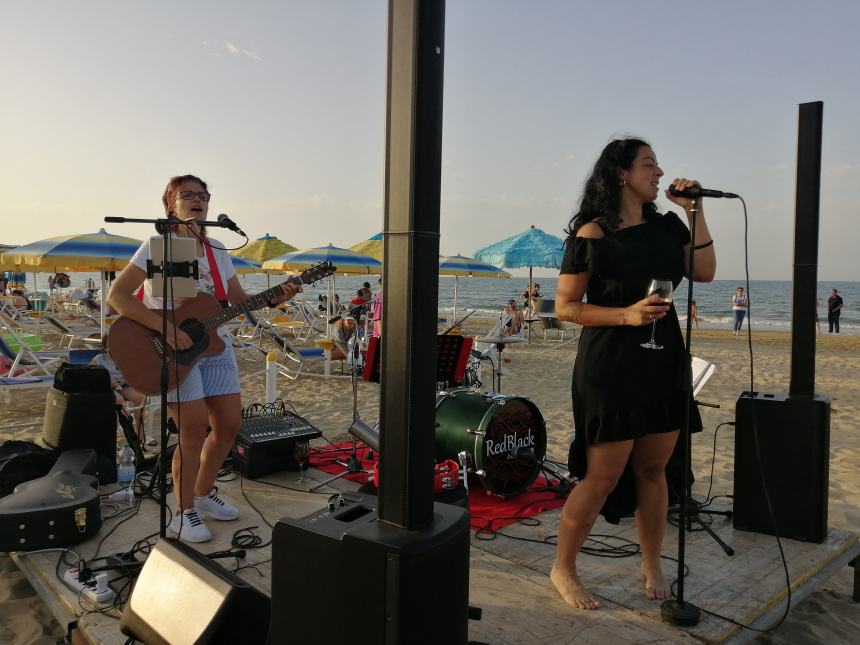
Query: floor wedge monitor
120 538 270 645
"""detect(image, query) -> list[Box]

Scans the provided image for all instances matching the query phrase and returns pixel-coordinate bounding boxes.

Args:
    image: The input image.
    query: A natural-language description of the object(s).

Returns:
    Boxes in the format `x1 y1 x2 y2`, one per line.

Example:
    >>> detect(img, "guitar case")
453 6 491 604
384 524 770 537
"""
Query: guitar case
0 449 102 553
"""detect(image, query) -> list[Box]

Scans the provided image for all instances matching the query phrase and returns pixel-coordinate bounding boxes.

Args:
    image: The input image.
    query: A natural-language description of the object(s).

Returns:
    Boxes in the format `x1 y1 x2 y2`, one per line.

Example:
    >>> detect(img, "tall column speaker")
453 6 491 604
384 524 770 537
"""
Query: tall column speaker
120 538 270 645
733 392 830 543
271 494 470 645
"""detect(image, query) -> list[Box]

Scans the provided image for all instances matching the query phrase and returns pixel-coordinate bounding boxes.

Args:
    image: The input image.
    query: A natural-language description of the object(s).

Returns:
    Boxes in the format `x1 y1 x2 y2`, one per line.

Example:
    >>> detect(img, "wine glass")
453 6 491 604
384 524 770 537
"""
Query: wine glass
640 278 673 350
294 441 310 483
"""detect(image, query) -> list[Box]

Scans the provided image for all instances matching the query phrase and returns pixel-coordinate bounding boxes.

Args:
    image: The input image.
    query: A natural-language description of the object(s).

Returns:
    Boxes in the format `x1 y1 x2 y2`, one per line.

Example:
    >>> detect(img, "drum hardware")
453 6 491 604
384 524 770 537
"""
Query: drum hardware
465 428 485 436
457 451 469 494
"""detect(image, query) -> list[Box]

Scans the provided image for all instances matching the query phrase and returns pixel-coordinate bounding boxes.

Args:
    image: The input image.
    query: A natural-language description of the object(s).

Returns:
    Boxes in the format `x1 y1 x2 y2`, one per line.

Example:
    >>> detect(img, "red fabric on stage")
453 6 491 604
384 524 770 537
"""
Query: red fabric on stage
309 443 570 532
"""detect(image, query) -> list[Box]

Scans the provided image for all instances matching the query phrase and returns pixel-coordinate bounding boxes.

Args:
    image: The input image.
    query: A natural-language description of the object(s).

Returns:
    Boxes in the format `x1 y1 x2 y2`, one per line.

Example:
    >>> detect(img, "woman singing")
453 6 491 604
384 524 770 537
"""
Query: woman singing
551 139 716 609
108 174 300 542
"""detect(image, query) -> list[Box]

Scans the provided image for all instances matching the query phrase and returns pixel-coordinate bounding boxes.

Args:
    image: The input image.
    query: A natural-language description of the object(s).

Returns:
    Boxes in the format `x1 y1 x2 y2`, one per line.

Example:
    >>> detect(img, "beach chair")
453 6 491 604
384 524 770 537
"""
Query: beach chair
0 374 55 403
0 334 66 377
255 317 326 380
534 298 575 342
43 315 103 349
268 303 315 341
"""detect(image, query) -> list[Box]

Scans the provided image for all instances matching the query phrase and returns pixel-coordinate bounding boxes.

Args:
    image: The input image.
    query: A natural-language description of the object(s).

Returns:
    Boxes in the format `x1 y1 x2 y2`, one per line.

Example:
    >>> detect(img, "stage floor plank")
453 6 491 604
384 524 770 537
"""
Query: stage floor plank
10 471 859 644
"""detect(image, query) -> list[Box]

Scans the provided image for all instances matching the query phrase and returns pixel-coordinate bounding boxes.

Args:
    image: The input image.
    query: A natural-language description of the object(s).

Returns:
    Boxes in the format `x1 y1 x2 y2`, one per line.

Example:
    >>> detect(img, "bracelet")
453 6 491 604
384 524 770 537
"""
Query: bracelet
694 239 714 250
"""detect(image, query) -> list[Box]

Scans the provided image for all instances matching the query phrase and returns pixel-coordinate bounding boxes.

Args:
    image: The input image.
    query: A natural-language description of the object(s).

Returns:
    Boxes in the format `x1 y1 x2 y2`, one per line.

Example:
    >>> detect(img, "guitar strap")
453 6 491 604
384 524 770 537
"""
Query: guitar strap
204 240 229 308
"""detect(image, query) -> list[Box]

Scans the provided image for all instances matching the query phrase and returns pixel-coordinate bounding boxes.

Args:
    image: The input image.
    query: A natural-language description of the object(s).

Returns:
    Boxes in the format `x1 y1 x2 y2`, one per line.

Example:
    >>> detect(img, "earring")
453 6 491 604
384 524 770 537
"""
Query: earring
619 179 627 187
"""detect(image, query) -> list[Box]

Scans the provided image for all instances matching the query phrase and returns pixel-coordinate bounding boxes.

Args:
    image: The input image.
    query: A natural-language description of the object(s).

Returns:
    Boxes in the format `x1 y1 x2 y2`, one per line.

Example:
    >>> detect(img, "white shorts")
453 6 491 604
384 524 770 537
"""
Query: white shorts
167 346 240 403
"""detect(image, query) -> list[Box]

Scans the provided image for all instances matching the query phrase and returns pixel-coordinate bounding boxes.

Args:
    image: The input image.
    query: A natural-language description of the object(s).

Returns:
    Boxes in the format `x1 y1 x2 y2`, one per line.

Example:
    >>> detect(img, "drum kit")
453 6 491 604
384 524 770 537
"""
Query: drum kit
430 330 544 499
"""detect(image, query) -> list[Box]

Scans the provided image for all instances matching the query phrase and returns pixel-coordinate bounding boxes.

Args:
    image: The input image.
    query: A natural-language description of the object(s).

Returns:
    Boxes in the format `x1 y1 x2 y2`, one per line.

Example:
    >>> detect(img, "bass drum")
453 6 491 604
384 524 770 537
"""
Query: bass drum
435 389 546 498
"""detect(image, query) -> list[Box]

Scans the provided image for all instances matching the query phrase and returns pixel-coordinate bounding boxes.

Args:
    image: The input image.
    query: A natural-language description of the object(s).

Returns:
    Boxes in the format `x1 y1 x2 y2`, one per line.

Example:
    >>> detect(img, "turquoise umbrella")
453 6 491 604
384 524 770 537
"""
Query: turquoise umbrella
474 224 565 313
438 254 510 322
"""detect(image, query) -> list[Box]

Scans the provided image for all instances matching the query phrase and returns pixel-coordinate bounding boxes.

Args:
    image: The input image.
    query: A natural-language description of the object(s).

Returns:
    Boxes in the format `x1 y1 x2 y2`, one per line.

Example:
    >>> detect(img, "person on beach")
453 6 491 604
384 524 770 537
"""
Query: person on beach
370 277 383 338
521 283 541 311
827 289 843 334
330 316 357 361
90 335 146 432
731 287 748 335
690 300 699 330
503 299 524 335
360 281 372 302
552 138 716 610
9 289 32 310
108 174 300 543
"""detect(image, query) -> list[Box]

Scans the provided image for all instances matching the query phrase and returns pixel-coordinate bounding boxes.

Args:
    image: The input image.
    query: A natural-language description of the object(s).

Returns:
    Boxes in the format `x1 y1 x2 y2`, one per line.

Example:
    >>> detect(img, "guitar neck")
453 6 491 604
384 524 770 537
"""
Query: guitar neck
198 279 299 332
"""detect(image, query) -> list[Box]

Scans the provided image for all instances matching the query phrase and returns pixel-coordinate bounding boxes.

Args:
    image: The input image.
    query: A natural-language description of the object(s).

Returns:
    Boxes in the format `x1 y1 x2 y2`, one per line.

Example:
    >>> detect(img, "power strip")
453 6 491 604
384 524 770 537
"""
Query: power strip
64 567 116 604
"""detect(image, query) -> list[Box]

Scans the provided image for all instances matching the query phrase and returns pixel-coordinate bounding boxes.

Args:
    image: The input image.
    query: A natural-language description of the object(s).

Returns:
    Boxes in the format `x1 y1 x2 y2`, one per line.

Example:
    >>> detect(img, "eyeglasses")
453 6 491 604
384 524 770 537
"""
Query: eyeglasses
176 191 211 202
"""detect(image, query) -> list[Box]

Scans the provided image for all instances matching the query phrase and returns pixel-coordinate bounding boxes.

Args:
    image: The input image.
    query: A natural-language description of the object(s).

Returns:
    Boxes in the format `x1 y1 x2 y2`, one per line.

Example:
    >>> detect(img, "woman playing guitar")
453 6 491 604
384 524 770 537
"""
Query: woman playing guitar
107 174 301 543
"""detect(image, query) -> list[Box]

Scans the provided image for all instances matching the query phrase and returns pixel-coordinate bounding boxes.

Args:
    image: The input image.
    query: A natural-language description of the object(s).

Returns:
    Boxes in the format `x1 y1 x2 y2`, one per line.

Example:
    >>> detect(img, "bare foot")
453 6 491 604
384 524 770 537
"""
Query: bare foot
641 564 670 600
550 564 601 609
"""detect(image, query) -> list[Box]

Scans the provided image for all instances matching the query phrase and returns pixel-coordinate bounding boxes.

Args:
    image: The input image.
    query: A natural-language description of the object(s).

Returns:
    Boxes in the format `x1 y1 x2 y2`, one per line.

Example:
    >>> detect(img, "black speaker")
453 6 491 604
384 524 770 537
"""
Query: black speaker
120 538 270 645
42 387 118 484
733 392 830 543
271 494 470 645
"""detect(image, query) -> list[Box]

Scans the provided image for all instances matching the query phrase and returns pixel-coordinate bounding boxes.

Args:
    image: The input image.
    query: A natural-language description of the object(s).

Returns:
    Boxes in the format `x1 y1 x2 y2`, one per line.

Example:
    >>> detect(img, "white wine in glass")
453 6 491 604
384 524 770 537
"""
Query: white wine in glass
640 278 673 350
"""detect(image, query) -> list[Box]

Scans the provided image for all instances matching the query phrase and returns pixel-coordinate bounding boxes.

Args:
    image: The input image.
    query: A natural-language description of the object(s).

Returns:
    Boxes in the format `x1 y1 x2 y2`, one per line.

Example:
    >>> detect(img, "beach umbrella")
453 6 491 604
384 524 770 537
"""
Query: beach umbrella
348 232 384 262
229 255 262 274
232 234 297 263
263 244 382 335
232 233 298 288
2 228 142 335
438 254 510 323
474 224 565 313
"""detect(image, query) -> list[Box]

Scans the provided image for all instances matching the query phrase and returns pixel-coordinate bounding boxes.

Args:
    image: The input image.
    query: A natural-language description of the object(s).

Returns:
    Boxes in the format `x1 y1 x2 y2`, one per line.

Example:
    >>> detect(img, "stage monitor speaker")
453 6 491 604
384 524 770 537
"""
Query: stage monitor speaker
42 387 117 484
120 538 270 645
271 494 470 645
733 392 830 543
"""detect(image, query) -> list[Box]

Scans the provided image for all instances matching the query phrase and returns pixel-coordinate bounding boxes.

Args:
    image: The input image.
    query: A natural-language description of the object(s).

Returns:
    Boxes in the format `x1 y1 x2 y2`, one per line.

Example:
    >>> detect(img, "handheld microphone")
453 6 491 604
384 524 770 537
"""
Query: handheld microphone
216 213 247 236
669 185 738 199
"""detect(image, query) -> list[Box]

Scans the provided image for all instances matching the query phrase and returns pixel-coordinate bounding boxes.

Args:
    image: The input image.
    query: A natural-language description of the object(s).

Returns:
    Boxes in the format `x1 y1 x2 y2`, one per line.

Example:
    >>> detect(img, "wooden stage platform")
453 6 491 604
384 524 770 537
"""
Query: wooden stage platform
11 467 859 644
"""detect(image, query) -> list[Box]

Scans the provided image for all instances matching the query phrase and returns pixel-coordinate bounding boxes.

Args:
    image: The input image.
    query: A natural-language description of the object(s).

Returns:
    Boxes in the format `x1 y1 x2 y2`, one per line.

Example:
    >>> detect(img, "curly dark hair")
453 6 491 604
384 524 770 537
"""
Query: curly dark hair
565 138 659 237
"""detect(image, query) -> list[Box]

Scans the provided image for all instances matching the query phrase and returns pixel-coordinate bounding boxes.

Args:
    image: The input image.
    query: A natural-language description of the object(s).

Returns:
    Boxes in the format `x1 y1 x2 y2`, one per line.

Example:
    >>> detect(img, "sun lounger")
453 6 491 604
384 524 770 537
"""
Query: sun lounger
43 315 103 349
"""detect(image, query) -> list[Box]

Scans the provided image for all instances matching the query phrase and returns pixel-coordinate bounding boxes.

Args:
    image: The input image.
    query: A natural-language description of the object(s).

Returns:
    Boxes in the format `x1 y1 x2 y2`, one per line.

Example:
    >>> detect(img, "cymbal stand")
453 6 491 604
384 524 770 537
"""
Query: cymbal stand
311 310 373 491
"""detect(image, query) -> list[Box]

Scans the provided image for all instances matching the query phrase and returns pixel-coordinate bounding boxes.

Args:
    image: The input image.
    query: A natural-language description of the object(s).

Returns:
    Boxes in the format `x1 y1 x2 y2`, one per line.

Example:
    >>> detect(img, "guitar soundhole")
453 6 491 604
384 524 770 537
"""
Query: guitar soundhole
175 318 209 366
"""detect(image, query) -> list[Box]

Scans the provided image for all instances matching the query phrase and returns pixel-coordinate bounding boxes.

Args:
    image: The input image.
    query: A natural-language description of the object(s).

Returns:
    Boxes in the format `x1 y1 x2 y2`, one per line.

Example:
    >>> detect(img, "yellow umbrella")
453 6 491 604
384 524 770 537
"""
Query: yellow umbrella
348 232 384 262
232 234 297 263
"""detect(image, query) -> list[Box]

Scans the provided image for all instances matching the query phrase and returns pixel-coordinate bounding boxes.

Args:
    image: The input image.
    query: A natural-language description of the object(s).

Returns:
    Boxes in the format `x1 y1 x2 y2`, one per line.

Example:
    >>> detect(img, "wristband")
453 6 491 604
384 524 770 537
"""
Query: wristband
694 239 714 250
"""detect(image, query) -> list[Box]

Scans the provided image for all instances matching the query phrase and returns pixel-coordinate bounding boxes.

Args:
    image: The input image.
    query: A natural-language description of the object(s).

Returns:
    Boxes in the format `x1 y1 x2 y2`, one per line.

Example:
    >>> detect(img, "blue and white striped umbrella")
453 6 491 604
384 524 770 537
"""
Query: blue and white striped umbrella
229 255 263 274
439 254 510 322
262 243 381 275
1 228 142 334
263 244 381 335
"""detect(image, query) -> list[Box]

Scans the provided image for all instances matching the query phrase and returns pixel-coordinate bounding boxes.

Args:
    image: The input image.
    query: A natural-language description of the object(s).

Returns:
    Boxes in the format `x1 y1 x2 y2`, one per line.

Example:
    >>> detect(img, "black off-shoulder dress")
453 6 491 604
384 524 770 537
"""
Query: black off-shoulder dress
560 211 702 523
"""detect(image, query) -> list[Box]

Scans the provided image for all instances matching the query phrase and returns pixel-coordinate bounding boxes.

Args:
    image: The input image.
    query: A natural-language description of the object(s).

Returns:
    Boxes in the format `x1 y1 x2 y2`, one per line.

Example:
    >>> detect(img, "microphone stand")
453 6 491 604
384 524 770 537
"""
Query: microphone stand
661 198 705 626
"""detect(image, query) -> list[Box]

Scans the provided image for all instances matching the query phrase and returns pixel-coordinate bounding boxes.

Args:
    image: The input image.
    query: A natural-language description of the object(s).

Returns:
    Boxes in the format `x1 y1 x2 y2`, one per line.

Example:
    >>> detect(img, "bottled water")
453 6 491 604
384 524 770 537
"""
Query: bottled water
116 444 136 500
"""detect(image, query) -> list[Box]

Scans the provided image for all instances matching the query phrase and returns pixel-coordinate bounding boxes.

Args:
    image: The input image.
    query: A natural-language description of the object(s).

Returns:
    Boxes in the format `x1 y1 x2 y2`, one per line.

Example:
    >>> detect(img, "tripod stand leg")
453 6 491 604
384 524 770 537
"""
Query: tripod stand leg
689 514 734 557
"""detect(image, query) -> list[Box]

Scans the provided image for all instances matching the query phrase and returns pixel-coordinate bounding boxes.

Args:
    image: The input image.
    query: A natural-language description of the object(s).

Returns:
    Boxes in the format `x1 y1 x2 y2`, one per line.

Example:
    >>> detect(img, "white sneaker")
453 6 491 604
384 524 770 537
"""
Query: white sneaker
169 508 212 543
194 487 239 521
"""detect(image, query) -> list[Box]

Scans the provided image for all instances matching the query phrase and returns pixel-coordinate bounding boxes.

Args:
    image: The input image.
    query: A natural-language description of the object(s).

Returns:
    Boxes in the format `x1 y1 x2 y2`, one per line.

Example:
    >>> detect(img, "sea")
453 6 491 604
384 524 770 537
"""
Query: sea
12 272 860 336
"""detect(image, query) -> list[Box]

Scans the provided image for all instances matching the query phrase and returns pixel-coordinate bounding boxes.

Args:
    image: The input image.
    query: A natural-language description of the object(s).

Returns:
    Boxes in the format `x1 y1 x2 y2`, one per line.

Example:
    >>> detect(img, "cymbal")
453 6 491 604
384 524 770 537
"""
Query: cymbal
476 334 527 344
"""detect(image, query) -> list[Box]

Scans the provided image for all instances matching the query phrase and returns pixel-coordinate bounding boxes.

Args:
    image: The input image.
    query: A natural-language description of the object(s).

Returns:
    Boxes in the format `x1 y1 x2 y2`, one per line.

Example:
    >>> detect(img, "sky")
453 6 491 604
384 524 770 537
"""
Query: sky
2 0 859 280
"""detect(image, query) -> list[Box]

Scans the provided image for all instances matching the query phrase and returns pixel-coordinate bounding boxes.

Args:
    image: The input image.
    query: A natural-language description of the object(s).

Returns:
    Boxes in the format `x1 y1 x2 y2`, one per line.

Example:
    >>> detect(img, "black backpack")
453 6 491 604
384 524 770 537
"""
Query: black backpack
53 362 111 394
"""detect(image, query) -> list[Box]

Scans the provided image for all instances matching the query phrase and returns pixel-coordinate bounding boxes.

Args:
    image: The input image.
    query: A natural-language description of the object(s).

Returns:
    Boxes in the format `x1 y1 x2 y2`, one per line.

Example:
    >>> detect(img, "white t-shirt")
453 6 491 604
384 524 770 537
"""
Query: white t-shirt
130 236 237 342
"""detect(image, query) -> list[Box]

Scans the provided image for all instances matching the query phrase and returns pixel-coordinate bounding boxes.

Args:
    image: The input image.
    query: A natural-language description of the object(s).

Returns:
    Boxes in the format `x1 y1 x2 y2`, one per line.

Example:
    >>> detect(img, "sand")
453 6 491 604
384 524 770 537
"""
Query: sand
1 321 858 644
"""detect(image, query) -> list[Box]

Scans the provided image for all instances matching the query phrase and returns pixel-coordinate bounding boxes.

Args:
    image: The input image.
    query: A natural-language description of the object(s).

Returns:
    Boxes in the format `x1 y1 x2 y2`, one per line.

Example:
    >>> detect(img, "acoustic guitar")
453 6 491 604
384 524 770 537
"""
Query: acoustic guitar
108 262 335 395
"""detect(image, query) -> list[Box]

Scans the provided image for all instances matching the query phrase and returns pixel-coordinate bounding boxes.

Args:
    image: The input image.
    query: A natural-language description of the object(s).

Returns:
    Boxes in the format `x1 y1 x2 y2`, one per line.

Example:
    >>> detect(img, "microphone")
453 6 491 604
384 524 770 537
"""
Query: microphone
216 213 247 236
328 303 367 325
669 184 738 199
